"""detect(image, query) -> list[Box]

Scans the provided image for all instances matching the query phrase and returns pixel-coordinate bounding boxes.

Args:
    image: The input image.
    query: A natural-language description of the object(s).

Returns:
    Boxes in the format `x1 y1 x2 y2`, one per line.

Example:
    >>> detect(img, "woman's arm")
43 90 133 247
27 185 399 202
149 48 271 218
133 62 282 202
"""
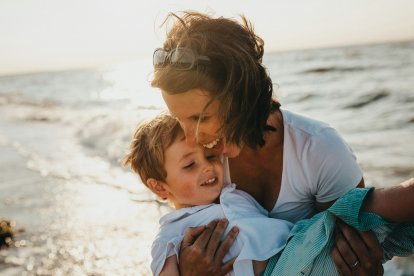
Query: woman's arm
361 178 414 222
178 219 239 276
160 255 179 276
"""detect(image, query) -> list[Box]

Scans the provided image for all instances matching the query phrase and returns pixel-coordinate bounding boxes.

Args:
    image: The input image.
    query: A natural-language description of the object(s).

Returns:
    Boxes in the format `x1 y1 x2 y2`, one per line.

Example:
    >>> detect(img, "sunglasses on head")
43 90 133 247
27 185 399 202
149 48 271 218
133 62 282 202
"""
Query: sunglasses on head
153 48 210 70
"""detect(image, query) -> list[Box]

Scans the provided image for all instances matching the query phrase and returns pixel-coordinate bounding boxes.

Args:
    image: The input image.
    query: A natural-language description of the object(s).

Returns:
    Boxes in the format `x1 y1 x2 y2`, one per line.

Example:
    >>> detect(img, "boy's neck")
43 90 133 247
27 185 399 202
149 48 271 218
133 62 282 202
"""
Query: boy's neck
174 196 221 210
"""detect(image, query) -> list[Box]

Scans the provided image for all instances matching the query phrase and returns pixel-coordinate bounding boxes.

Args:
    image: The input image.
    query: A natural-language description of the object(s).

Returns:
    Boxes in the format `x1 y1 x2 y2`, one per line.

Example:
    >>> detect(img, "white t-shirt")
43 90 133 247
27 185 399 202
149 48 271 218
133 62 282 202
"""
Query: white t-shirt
224 109 363 223
151 184 293 276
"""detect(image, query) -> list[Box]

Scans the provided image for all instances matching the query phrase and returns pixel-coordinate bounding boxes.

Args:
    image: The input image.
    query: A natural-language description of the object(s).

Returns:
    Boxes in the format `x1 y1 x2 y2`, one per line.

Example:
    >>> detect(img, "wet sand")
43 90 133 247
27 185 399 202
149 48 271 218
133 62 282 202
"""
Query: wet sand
0 142 167 275
0 105 169 275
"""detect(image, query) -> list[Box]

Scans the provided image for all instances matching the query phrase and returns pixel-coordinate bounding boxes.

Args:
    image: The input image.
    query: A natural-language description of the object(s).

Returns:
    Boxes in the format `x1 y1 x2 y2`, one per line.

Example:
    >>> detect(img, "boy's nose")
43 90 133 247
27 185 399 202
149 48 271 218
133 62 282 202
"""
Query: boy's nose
202 161 213 173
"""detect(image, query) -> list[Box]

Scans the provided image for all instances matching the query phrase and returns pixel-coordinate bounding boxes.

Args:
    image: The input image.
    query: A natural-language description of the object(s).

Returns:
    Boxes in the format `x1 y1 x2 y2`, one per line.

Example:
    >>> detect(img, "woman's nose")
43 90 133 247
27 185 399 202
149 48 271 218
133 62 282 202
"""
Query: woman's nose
185 135 197 147
180 122 197 146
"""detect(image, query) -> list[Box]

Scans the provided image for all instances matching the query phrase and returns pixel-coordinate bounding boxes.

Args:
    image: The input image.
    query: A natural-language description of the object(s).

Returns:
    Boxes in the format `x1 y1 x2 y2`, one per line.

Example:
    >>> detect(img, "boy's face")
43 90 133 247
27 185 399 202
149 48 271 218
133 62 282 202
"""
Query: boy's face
162 133 224 209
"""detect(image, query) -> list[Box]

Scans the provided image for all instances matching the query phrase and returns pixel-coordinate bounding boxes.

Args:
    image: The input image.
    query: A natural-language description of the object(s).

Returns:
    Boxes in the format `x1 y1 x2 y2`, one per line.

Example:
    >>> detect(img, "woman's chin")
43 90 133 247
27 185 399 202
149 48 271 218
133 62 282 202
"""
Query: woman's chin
205 144 223 156
224 149 241 158
221 141 242 158
201 138 241 158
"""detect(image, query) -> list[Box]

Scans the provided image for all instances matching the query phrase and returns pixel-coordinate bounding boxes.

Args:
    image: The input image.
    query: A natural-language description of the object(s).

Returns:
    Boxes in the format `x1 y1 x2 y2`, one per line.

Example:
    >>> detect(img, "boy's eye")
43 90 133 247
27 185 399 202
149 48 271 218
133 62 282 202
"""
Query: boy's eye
183 162 195 169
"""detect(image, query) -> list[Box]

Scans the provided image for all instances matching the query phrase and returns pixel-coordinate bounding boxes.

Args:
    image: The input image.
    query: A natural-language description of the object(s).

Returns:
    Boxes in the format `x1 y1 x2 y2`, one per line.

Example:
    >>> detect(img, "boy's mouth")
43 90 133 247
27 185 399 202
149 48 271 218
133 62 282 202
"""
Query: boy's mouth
201 177 217 186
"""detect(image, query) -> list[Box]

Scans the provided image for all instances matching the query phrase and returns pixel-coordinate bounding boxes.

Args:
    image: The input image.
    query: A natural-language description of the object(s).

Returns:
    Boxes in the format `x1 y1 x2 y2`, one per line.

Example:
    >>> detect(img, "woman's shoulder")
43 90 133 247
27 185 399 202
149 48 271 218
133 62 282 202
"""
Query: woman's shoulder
281 108 356 171
281 109 347 152
281 108 333 136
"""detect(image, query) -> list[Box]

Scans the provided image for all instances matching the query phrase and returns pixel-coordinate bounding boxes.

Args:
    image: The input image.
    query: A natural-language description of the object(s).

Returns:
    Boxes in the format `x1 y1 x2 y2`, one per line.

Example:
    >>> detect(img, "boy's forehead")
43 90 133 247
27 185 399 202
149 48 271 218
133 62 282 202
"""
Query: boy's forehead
166 137 194 161
167 132 205 157
174 131 185 143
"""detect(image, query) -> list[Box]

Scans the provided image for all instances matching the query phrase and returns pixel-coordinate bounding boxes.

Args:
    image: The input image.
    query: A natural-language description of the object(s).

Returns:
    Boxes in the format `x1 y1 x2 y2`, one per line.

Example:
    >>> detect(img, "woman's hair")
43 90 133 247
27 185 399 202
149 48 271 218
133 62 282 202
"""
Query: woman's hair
151 11 280 148
123 113 183 184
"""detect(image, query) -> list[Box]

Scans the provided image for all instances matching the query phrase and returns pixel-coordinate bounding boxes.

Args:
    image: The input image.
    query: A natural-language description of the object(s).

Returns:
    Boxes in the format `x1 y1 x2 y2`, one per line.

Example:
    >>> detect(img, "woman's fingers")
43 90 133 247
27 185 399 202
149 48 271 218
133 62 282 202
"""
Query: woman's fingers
332 219 384 275
375 263 384 276
181 225 208 249
192 220 219 249
178 220 237 276
331 243 352 275
206 219 229 257
336 220 367 268
214 226 239 266
355 230 384 275
179 225 212 276
222 256 237 274
358 230 384 266
332 241 383 276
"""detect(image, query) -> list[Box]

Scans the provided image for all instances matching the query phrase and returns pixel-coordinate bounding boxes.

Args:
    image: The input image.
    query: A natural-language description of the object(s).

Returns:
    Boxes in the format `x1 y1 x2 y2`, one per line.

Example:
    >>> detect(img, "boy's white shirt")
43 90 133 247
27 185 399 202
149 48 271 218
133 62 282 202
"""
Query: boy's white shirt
151 184 293 276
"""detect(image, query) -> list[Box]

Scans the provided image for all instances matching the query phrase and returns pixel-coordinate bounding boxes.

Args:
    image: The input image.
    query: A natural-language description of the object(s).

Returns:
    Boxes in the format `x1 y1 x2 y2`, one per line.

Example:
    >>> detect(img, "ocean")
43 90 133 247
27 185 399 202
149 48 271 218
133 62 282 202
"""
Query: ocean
1 40 413 275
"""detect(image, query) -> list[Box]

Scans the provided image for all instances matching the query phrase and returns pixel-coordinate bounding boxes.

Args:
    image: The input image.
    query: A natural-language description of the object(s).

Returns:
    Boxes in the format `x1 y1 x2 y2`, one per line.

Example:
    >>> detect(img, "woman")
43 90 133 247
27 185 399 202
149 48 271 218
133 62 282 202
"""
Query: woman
151 11 383 275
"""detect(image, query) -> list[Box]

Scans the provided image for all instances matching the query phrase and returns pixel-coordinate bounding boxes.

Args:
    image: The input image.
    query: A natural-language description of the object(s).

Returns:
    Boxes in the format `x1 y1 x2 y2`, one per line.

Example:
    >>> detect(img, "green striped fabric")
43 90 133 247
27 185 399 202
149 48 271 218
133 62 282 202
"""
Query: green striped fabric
263 188 414 276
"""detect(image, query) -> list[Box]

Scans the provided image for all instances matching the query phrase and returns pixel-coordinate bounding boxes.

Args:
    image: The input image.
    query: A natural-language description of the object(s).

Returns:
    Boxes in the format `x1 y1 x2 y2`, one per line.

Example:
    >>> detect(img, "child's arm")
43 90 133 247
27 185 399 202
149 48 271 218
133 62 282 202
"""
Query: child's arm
253 260 268 276
361 178 414 222
159 255 180 276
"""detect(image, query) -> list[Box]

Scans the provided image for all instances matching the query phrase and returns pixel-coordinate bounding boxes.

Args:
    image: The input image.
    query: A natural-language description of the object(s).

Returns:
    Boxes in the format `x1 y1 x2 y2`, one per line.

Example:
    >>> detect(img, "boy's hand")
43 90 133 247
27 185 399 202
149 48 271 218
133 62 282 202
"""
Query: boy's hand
178 219 238 276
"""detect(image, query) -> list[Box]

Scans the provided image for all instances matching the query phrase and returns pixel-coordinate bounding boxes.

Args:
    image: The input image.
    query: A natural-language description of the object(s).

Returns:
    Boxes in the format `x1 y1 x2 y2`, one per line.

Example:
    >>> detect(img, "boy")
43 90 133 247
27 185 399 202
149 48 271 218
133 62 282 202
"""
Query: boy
123 113 414 276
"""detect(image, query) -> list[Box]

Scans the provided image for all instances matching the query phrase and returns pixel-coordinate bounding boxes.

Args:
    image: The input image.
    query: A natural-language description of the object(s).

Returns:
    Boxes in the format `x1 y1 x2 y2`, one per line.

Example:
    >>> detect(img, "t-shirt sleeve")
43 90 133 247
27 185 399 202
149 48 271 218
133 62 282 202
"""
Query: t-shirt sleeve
151 235 181 276
307 128 363 203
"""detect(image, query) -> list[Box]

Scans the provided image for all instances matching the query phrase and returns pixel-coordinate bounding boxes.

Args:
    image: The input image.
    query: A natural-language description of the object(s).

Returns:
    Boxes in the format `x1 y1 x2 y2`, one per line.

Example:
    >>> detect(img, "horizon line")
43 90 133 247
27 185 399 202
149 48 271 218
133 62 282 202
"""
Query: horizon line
1 37 413 78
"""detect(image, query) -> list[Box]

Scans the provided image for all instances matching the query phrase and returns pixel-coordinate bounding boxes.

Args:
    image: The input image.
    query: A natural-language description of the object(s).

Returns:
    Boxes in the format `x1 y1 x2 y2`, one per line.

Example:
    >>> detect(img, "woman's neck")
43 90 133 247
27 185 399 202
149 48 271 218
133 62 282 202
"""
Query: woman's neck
228 111 284 211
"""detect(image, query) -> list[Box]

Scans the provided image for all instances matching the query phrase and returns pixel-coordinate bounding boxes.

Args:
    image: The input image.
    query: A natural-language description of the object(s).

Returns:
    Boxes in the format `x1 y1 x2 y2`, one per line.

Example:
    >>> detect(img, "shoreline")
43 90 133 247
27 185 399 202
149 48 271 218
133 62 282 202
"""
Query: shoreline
0 112 166 275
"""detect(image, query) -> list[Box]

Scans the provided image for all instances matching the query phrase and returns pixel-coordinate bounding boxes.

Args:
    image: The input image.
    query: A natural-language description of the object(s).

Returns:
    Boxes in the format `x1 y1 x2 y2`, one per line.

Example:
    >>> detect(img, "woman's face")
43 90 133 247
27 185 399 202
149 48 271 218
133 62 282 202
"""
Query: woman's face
162 89 242 157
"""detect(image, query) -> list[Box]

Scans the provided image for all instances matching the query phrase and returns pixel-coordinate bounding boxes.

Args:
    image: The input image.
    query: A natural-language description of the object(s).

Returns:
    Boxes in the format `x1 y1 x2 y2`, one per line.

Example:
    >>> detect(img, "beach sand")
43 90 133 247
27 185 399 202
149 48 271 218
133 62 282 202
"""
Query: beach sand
0 103 169 275
0 147 166 275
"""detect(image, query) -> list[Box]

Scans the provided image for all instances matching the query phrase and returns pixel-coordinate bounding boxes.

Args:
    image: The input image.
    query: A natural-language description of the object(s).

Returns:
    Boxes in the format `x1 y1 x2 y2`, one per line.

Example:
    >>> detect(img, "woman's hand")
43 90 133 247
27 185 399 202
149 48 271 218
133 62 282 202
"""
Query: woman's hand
331 219 384 275
178 219 239 276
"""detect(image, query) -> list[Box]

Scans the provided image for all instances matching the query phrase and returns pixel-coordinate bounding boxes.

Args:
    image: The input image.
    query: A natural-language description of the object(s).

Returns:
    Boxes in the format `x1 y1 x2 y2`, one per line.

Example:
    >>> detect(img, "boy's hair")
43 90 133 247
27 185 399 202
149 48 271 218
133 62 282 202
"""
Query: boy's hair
123 113 182 185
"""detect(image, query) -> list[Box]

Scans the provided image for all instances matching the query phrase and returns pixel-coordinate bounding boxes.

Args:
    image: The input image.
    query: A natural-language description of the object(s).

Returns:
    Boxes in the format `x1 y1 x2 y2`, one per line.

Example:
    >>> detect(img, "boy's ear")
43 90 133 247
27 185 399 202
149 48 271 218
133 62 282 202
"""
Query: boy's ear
147 178 169 200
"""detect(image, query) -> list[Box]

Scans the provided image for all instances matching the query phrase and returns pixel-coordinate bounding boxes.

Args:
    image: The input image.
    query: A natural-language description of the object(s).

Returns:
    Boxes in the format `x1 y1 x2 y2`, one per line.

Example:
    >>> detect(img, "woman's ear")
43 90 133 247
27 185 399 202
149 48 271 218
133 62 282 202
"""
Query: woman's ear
147 178 169 200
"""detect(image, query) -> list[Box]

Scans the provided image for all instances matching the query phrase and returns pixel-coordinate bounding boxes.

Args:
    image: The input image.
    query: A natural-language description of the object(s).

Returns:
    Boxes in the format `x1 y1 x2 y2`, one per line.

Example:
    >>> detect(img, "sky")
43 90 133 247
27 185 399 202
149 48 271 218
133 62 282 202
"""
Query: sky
1 0 413 76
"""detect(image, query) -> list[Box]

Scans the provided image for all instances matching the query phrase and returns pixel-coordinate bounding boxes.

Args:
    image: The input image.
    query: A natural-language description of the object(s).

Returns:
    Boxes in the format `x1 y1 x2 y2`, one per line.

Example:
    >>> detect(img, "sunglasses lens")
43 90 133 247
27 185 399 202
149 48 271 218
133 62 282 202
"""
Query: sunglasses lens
153 49 168 67
170 48 194 70
153 48 208 70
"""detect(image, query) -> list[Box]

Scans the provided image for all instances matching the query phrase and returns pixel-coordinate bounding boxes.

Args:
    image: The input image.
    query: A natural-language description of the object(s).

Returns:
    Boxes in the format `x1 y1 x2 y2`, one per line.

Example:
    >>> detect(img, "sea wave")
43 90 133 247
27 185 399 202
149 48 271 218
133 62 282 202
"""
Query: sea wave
0 94 58 108
72 107 163 165
344 91 389 109
302 66 368 74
